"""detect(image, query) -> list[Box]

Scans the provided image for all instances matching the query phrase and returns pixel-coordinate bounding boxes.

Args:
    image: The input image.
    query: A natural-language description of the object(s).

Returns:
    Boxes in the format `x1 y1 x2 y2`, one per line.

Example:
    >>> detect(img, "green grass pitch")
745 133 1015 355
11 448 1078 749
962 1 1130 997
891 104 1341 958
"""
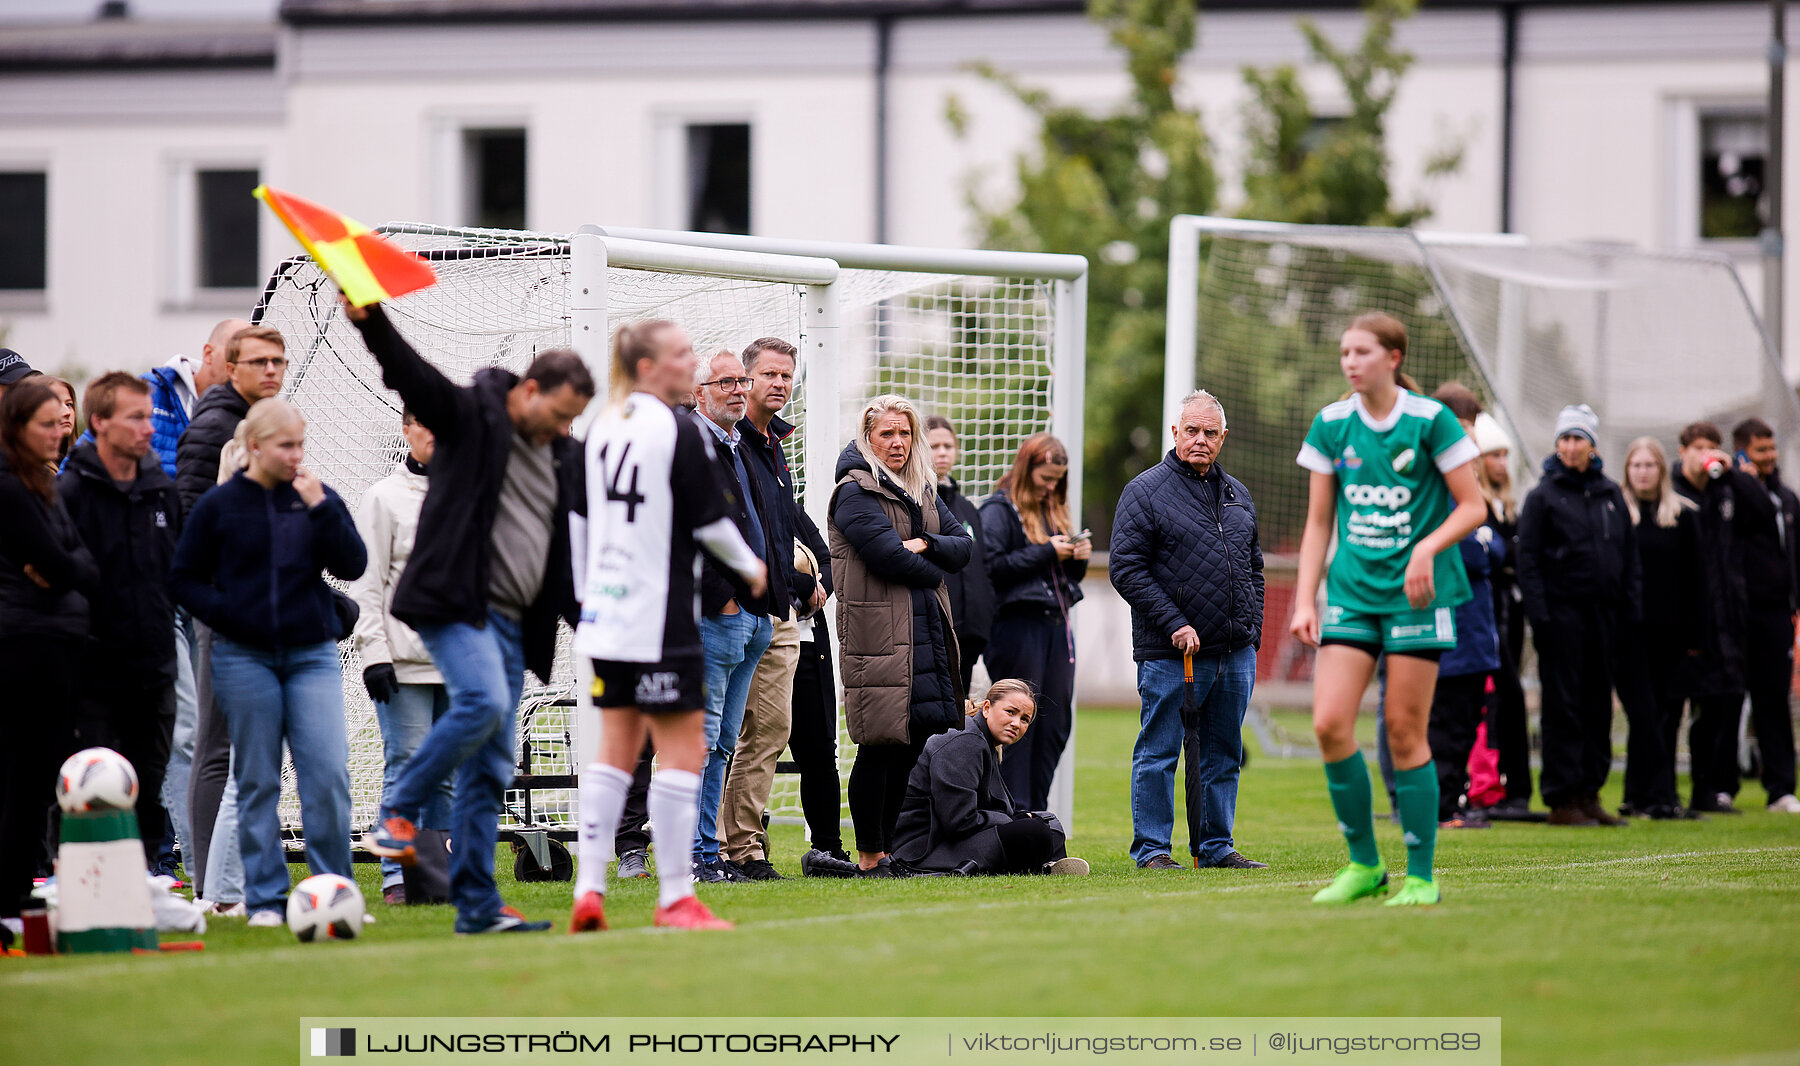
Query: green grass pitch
4 708 1797 1066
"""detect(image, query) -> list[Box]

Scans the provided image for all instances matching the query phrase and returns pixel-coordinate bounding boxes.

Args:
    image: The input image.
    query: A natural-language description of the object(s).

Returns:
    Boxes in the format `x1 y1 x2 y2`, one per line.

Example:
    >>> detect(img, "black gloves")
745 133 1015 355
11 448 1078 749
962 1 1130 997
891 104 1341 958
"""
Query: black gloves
363 662 400 704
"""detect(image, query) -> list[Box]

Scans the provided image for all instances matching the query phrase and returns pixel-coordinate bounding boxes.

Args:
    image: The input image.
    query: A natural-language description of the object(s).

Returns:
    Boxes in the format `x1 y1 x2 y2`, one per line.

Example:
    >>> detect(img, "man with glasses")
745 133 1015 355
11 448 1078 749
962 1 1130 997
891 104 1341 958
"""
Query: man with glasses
689 350 774 882
174 325 289 914
721 337 828 880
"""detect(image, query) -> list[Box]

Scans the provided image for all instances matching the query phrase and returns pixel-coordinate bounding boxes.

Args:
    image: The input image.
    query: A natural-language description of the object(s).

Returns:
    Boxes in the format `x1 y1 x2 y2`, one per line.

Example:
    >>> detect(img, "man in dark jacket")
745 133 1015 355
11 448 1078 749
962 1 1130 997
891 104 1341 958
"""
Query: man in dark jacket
1727 419 1800 812
722 337 828 879
59 374 184 852
1671 422 1755 813
926 416 994 692
1110 391 1267 871
176 324 285 910
689 350 774 882
1518 406 1642 826
174 325 286 510
348 299 592 936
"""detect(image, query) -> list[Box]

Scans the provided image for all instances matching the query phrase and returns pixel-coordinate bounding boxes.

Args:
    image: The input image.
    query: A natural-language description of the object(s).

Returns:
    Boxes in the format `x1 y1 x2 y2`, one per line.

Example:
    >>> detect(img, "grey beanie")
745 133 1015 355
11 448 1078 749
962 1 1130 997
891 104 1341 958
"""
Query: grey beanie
1554 404 1598 446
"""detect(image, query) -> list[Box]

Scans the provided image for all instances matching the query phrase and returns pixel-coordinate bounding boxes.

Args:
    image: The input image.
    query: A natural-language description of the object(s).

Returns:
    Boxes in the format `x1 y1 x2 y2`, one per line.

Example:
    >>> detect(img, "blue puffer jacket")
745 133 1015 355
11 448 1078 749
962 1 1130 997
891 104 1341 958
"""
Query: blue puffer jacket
64 363 193 480
145 366 191 480
1110 451 1265 662
1439 529 1503 678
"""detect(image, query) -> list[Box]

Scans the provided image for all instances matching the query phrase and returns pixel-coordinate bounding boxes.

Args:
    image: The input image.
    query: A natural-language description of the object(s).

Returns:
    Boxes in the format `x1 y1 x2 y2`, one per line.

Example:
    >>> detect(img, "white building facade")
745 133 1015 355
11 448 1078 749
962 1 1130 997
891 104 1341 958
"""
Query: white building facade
0 0 1792 375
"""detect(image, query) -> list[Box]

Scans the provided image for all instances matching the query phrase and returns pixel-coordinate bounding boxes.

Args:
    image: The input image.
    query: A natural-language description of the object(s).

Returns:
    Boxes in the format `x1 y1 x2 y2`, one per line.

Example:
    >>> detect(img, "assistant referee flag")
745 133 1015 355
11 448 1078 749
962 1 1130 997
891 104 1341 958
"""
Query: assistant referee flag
253 185 436 307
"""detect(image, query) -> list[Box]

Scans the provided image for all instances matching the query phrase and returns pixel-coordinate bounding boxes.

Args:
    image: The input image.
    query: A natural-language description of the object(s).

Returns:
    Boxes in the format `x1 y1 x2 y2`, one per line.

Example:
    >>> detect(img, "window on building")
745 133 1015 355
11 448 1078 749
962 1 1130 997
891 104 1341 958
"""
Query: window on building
0 172 47 290
464 129 526 230
1700 112 1767 241
686 123 751 234
197 168 260 289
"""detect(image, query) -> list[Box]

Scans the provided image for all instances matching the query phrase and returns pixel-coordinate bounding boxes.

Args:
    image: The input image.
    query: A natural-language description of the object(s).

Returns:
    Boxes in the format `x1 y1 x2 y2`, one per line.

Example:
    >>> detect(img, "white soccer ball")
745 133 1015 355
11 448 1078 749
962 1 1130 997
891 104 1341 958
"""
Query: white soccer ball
286 874 365 942
55 747 139 813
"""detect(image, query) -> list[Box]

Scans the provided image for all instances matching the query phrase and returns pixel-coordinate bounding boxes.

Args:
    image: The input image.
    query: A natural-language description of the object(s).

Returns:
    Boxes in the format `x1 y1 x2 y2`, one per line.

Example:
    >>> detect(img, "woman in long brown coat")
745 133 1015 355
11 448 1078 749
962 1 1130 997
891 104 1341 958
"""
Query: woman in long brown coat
829 394 971 877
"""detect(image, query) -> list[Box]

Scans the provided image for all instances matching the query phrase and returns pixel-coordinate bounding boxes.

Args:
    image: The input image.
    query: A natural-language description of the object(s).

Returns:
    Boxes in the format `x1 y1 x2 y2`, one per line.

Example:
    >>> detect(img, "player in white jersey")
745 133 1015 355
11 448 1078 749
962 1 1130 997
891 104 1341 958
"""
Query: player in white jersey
570 319 766 933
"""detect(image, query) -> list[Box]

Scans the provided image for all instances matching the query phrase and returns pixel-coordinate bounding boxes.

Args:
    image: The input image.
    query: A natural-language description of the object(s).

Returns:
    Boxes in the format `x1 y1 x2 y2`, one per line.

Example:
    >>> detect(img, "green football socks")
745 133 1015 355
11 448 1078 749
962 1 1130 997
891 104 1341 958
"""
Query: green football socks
1323 754 1382 868
1393 762 1439 885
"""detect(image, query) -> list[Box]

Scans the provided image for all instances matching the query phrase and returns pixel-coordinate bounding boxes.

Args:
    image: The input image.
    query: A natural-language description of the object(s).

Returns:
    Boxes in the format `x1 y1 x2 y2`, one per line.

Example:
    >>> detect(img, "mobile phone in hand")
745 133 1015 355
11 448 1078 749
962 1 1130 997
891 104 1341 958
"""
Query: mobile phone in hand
1070 529 1092 543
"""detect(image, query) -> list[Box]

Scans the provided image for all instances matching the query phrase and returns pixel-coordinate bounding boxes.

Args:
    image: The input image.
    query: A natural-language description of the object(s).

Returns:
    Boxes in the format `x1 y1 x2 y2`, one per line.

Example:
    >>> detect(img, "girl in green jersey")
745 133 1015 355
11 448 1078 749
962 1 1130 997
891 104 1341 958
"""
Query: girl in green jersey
1289 313 1488 906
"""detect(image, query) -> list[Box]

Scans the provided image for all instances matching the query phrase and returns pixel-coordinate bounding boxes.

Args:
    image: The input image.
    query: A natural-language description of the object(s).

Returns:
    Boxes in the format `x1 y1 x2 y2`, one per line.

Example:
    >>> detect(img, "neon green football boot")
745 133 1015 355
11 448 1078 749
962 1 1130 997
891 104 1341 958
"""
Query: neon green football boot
1382 875 1441 907
1311 862 1389 904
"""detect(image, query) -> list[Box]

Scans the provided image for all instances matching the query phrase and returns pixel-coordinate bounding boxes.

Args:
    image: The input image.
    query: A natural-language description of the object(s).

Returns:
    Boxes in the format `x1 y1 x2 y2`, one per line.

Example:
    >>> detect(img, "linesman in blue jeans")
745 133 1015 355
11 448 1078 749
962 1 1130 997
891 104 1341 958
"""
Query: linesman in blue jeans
1109 390 1268 871
346 296 594 935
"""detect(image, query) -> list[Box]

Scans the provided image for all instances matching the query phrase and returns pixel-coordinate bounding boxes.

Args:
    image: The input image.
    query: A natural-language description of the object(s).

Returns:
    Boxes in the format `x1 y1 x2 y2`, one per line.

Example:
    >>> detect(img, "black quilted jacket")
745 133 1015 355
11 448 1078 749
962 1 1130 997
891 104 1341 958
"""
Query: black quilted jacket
1109 451 1264 662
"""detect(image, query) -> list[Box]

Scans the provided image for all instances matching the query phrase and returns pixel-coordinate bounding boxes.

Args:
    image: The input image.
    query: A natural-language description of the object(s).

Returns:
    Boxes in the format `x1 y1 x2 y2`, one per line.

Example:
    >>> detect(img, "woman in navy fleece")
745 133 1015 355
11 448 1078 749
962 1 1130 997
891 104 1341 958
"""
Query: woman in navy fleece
171 398 366 927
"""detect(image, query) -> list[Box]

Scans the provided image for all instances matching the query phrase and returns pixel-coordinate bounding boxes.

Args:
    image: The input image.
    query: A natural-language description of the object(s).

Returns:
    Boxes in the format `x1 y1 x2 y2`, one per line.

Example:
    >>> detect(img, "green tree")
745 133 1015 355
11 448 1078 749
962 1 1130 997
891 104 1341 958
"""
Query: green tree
1238 0 1462 227
958 0 1460 540
951 0 1217 538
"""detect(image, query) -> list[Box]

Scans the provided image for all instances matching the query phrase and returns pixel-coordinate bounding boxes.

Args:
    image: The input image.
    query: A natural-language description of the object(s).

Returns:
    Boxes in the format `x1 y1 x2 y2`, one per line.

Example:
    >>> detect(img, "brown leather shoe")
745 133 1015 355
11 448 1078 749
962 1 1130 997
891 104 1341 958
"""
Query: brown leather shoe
1581 794 1629 827
1546 804 1599 826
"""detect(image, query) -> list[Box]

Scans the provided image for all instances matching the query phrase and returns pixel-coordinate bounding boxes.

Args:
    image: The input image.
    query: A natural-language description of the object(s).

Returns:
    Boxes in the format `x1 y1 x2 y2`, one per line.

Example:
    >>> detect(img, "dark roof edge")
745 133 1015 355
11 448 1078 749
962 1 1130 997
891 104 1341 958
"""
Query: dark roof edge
0 53 274 73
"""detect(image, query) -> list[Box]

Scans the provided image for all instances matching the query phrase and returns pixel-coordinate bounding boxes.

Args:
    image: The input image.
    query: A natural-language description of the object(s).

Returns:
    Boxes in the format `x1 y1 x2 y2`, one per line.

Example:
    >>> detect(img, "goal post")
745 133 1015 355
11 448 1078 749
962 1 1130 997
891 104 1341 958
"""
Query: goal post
255 223 1089 839
1165 212 1800 703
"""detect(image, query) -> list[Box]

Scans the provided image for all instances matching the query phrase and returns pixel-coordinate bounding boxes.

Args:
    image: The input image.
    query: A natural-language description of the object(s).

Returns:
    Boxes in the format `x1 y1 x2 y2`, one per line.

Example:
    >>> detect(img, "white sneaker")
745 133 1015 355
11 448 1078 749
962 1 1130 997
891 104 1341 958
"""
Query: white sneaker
209 901 247 917
246 909 284 928
1768 794 1800 813
1045 857 1090 876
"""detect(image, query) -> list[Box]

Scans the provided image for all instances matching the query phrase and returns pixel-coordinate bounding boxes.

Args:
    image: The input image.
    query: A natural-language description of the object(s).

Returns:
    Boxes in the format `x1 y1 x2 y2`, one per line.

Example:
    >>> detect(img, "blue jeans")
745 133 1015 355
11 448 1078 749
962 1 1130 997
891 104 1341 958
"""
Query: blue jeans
211 637 352 913
375 682 454 889
401 611 525 927
162 611 197 876
1130 648 1257 865
695 610 774 864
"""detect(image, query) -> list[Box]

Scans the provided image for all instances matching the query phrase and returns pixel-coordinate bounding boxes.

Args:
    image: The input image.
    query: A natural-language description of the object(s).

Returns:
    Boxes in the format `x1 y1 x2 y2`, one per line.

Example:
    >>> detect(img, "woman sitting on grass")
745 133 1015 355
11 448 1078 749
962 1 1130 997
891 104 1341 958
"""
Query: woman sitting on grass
891 678 1088 877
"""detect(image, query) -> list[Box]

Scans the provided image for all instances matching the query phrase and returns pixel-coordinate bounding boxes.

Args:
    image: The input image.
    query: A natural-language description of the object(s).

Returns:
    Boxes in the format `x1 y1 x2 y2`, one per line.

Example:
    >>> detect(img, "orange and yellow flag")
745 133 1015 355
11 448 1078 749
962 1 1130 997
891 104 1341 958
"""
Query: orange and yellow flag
253 185 436 307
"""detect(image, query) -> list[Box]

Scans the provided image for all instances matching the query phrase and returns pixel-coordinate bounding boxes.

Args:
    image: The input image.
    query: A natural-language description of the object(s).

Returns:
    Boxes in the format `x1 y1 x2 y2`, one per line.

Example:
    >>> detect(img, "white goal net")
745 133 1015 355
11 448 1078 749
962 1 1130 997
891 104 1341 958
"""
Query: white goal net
1166 215 1800 694
254 225 1088 839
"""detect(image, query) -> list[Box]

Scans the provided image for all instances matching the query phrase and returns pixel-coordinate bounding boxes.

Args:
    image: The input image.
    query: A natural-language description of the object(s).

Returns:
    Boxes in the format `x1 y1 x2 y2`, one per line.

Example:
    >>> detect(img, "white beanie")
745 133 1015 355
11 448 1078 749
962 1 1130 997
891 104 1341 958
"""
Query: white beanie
1554 404 1599 446
1472 411 1513 456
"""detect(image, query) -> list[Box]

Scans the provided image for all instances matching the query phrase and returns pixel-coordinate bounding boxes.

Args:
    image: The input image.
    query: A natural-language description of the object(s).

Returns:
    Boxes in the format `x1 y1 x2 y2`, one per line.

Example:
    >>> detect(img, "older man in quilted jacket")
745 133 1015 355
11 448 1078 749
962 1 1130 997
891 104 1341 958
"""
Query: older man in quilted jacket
1110 390 1267 871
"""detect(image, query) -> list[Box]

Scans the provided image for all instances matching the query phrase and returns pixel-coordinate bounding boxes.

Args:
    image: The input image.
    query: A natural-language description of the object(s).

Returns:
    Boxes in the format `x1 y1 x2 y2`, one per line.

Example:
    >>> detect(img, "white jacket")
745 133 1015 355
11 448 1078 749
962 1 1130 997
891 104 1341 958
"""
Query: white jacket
350 462 442 684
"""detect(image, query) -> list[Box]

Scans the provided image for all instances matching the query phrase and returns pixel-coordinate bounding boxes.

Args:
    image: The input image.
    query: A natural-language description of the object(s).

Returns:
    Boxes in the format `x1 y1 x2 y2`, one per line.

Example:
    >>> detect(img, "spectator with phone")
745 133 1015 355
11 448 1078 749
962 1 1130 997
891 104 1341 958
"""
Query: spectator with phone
1110 391 1267 870
979 433 1087 812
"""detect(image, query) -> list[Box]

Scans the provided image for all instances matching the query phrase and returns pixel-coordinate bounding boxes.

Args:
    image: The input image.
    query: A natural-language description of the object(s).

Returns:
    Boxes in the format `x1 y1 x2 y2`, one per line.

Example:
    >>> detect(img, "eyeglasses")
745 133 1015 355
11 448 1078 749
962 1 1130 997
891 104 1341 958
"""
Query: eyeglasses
700 376 753 392
235 357 288 371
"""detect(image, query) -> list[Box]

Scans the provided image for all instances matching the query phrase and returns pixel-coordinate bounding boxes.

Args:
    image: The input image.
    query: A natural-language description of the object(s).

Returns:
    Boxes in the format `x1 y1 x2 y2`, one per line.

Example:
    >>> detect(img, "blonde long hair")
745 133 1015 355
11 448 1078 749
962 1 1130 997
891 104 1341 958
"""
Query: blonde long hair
994 432 1072 544
855 394 935 503
230 398 305 476
1622 436 1694 529
608 319 676 409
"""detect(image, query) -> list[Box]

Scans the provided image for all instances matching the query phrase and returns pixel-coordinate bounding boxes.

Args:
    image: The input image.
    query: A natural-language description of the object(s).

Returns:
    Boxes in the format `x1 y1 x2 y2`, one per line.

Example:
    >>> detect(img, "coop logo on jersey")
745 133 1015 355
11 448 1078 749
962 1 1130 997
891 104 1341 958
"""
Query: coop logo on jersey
1391 447 1416 474
1343 484 1413 509
1336 445 1363 471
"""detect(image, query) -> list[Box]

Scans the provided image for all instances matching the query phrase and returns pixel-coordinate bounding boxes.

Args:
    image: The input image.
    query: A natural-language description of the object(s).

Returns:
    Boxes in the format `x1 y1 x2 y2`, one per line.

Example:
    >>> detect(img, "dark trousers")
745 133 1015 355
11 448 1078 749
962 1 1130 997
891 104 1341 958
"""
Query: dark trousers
1427 673 1490 820
956 632 987 702
185 622 232 894
789 621 843 853
613 737 655 855
1491 616 1533 802
1735 610 1798 801
0 635 81 918
985 607 1075 811
1536 601 1632 809
1663 690 1741 809
74 676 176 852
847 734 927 855
1621 623 1685 810
992 815 1066 873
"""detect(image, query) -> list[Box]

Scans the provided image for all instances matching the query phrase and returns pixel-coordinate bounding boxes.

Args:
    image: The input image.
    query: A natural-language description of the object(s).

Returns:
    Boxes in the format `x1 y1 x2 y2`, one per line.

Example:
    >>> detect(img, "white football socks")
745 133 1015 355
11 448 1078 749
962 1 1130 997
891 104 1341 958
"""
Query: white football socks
647 768 702 909
577 762 632 899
